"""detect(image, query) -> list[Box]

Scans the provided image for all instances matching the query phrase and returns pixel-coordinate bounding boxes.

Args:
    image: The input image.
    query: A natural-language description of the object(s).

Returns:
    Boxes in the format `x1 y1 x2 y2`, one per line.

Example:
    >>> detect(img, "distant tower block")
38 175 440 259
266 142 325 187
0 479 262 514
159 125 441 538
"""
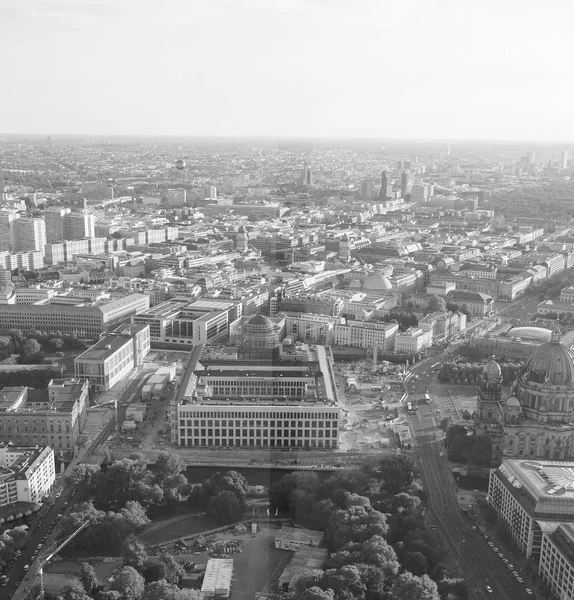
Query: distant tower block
561 150 569 170
444 145 451 156
0 165 5 203
302 163 313 185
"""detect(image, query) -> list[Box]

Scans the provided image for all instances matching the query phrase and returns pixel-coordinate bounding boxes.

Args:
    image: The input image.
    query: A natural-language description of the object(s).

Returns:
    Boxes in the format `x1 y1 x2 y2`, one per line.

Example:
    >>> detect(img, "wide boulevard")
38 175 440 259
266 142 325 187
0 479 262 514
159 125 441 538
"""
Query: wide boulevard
408 372 527 600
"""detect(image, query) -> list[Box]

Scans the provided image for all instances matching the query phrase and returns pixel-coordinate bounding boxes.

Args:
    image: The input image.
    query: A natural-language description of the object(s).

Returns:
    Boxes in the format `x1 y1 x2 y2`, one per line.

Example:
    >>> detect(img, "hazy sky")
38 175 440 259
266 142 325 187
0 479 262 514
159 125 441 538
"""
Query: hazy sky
2 0 574 141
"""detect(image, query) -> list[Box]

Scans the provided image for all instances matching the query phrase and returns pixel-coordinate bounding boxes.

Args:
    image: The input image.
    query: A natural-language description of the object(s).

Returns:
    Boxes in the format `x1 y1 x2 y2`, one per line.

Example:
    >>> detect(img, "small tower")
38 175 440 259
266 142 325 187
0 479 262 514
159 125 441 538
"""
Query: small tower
477 356 503 424
236 225 248 253
338 233 351 262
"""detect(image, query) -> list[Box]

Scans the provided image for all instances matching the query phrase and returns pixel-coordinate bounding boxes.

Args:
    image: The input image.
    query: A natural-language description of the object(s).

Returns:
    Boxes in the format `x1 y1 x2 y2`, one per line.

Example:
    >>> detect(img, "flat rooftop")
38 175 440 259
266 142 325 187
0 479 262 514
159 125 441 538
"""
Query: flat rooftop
75 334 131 362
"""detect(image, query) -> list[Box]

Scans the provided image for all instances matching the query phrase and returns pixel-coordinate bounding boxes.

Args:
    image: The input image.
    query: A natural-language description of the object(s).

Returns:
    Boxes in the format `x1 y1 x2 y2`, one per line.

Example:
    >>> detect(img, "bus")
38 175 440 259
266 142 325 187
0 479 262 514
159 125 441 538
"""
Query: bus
407 401 416 413
371 386 382 392
430 362 441 369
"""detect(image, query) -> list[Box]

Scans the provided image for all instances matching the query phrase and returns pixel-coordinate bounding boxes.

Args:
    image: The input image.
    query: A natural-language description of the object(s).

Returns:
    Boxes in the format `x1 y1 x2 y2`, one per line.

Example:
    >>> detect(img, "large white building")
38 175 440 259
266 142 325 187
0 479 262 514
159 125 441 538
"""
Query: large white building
334 319 398 351
489 460 574 560
539 523 574 600
279 312 343 345
0 293 149 338
173 342 340 450
394 327 433 354
0 444 55 508
74 324 150 391
131 299 229 347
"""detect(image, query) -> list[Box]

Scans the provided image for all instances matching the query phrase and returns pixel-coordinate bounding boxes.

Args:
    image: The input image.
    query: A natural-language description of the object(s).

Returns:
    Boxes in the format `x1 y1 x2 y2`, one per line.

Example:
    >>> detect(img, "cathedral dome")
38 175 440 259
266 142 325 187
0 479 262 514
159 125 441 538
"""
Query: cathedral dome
248 314 273 329
363 272 392 293
506 396 520 409
483 358 501 382
519 329 574 385
349 279 362 289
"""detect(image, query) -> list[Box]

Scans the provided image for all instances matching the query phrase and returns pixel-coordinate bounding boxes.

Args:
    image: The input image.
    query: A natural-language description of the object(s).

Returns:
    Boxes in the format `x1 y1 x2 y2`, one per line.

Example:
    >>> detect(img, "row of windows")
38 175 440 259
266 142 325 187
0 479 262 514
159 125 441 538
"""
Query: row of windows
212 388 304 396
180 419 333 428
180 429 338 439
180 438 337 448
179 410 338 419
207 380 306 386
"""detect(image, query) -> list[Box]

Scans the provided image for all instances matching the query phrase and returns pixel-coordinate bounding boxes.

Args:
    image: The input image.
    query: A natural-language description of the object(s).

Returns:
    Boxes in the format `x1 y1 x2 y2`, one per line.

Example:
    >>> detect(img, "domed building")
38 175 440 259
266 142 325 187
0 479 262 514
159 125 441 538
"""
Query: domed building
243 314 280 349
362 272 393 294
478 329 574 463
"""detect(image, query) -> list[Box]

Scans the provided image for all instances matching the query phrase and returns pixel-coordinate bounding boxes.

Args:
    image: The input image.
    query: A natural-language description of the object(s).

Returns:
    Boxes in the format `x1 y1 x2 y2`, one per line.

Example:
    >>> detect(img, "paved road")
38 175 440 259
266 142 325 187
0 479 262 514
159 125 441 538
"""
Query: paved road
409 378 534 600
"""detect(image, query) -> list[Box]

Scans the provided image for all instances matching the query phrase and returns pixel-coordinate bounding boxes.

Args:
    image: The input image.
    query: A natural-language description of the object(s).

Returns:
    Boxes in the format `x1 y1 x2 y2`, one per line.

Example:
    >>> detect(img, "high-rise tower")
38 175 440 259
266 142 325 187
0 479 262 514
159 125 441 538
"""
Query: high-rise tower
400 171 413 198
0 166 5 203
45 207 71 243
380 171 392 200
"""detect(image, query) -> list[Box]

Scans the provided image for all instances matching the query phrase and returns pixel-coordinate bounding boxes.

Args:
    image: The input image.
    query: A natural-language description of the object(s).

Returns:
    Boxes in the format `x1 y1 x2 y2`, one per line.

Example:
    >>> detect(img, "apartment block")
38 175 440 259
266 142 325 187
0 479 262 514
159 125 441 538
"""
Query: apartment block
0 445 55 508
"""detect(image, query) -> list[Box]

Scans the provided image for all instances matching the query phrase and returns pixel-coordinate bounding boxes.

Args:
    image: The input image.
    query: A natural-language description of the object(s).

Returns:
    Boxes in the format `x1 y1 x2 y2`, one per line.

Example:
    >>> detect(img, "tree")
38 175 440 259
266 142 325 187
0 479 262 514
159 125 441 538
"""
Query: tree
110 566 145 600
401 550 428 575
66 464 102 499
290 570 325 595
151 451 184 486
50 337 65 350
326 505 388 551
446 425 468 447
120 502 151 530
322 565 366 599
59 582 93 600
0 336 12 358
80 562 99 594
142 580 201 600
467 435 492 467
296 587 335 600
96 592 122 600
439 417 450 432
22 338 41 357
369 456 419 496
426 295 446 314
121 535 149 571
207 490 245 524
203 471 249 502
390 572 440 600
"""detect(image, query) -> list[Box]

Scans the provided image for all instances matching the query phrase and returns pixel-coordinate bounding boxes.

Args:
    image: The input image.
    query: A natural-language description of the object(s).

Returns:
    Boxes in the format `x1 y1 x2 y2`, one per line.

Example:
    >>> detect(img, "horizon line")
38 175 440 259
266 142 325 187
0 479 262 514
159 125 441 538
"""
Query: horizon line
1 133 574 146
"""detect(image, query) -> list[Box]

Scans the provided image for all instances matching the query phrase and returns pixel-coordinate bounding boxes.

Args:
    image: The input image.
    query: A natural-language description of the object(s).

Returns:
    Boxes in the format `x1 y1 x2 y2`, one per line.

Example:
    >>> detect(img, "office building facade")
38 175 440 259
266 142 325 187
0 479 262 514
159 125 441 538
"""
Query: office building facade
173 343 340 450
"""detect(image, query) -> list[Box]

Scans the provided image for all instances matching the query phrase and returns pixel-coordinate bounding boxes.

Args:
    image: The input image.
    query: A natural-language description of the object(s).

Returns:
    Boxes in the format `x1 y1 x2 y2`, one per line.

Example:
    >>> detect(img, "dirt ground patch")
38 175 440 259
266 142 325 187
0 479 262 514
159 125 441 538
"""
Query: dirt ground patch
227 524 290 600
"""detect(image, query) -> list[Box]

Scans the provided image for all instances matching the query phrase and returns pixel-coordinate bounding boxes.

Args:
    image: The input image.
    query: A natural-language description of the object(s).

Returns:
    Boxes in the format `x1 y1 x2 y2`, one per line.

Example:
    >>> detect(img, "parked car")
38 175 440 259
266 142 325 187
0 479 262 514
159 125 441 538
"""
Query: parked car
485 586 493 594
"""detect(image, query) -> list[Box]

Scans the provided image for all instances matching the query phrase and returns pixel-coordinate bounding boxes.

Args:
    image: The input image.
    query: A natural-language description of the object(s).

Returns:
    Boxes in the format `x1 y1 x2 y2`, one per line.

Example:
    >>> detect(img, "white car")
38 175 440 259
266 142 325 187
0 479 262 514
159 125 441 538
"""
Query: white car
525 590 533 595
517 577 524 583
485 585 493 594
512 571 519 577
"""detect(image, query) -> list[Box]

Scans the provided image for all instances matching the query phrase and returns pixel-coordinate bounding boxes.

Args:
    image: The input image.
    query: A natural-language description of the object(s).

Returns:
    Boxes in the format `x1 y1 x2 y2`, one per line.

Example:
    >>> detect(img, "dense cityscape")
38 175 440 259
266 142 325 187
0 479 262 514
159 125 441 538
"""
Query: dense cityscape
3 0 574 598
0 135 574 600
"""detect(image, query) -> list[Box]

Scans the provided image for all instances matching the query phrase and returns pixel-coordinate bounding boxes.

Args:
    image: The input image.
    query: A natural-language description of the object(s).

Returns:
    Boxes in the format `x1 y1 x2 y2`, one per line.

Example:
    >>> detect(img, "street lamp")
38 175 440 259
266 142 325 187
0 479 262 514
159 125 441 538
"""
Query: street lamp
456 539 466 570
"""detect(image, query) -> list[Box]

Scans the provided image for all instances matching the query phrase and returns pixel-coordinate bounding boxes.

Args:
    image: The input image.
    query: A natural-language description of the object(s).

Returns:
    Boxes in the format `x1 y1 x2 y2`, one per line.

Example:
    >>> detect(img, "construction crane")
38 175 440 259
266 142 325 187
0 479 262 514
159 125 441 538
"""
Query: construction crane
34 521 90 600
